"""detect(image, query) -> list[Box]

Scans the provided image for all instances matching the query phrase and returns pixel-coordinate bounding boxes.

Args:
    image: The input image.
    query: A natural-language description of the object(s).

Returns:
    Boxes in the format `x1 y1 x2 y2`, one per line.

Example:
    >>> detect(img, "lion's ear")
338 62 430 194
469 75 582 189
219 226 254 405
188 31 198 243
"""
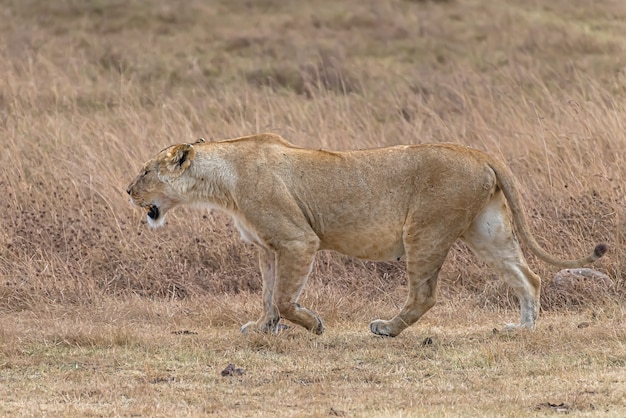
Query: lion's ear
163 143 195 176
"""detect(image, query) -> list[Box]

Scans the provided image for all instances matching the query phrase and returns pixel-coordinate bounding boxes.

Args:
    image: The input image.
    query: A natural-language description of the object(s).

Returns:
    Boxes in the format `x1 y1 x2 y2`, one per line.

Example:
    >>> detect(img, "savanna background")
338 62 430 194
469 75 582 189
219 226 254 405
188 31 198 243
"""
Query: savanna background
1 0 625 416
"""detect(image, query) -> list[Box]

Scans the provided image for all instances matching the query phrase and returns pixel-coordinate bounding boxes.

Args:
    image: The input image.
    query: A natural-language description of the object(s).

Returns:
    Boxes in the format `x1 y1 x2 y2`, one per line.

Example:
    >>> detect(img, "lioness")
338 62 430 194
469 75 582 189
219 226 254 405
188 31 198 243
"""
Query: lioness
127 133 607 337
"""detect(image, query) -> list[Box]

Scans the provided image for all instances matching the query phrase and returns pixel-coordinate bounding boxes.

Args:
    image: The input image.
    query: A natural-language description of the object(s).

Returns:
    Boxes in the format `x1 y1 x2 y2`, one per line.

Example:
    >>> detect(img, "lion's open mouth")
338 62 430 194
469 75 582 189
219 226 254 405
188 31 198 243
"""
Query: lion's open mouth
146 205 159 220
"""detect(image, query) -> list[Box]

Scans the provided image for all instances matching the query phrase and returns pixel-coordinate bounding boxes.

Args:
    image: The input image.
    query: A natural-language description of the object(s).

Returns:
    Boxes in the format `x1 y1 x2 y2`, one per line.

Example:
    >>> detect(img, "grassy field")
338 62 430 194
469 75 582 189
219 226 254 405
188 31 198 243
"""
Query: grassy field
1 298 625 417
1 0 626 416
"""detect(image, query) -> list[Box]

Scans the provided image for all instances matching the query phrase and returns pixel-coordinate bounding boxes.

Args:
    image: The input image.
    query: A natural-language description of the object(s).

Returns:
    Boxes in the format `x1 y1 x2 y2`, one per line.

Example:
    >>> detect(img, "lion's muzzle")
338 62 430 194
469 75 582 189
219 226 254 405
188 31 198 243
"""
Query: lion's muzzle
147 205 159 220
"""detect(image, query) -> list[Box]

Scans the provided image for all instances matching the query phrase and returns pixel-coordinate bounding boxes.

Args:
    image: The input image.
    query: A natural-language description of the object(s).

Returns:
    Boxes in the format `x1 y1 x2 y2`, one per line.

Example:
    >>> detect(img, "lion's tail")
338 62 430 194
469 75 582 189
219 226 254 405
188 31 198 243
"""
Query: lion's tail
488 159 607 268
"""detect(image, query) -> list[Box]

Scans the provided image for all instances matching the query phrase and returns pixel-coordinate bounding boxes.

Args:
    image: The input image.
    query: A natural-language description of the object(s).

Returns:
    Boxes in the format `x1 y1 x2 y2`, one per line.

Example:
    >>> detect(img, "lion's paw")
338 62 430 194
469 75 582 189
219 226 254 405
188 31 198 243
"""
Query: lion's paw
312 316 325 335
240 321 258 334
503 322 535 331
240 319 288 334
369 319 397 337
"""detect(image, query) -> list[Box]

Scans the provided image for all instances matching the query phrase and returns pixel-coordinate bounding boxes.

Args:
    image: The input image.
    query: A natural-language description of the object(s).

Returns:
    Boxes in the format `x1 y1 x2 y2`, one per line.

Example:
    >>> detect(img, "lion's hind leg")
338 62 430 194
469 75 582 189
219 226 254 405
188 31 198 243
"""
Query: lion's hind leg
370 220 456 337
461 192 541 329
369 265 443 338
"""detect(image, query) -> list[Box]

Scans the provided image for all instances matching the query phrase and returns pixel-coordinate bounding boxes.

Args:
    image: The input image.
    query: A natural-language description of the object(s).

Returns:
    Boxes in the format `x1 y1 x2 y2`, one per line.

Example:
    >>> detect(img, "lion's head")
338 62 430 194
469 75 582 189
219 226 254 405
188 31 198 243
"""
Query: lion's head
126 143 196 228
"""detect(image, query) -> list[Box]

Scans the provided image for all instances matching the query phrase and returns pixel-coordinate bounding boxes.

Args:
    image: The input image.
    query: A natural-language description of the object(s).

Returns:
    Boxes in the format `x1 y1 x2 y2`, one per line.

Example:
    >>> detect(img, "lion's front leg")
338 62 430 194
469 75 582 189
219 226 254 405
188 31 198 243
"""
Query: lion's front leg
240 247 282 334
273 241 324 335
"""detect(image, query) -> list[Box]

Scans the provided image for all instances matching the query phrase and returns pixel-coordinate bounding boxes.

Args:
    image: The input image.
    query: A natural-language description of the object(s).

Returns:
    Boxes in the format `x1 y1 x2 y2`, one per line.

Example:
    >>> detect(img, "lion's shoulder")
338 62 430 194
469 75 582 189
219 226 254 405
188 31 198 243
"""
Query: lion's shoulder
217 133 297 149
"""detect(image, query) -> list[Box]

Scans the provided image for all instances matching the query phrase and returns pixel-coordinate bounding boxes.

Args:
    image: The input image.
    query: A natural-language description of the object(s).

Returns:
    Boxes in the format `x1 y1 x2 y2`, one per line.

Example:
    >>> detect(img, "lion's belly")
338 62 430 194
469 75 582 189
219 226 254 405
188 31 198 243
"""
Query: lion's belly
306 198 408 261
318 230 405 261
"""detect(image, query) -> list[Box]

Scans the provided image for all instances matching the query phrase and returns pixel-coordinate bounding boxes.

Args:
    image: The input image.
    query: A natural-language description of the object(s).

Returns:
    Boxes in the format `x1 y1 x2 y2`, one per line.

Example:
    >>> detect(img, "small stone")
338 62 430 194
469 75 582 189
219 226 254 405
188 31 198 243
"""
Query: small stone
221 364 244 377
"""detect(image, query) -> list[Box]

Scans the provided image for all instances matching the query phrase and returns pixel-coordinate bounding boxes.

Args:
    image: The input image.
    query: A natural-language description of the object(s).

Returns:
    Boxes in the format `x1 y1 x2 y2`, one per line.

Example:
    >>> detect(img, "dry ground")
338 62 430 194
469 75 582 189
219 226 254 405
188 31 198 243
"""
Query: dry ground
1 0 626 416
1 297 625 417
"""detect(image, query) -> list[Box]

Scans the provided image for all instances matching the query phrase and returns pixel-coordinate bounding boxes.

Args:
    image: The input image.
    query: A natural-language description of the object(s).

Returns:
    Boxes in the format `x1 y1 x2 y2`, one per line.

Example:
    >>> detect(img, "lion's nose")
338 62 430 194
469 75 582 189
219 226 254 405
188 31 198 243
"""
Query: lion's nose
126 187 131 195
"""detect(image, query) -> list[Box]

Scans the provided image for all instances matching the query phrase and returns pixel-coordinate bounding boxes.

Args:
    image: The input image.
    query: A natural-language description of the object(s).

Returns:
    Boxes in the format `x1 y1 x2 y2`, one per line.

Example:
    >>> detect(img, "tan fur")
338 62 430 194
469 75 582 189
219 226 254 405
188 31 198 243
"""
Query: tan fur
127 133 606 336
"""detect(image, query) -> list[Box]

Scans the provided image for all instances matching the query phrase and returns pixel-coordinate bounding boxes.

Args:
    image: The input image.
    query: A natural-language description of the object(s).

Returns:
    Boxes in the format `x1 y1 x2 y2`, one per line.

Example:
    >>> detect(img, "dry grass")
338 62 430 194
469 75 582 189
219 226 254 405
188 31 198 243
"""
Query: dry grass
1 0 626 415
1 297 625 417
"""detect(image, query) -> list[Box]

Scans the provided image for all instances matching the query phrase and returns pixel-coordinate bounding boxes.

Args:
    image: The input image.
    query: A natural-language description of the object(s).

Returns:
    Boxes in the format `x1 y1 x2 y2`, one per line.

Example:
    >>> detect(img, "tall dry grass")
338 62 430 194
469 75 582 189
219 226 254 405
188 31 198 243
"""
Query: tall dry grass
0 0 624 318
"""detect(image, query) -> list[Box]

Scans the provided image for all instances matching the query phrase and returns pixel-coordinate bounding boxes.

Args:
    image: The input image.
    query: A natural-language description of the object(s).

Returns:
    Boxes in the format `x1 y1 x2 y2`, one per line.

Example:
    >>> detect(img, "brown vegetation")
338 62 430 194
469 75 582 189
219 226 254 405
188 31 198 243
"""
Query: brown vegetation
1 0 625 416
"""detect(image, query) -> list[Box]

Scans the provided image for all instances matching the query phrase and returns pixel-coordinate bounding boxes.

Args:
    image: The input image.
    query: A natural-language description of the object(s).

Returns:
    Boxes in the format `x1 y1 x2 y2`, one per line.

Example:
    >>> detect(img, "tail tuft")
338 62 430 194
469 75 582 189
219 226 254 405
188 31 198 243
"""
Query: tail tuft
594 243 608 259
